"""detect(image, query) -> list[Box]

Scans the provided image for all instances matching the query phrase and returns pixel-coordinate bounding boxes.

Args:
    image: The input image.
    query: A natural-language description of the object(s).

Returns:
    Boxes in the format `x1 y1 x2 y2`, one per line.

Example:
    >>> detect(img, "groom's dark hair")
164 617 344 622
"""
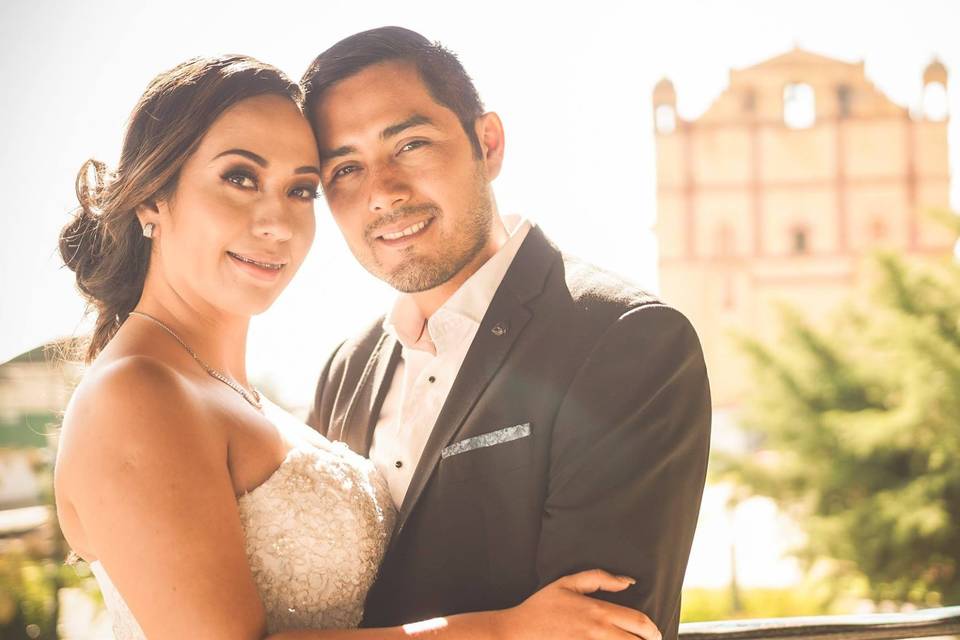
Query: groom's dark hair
301 26 485 158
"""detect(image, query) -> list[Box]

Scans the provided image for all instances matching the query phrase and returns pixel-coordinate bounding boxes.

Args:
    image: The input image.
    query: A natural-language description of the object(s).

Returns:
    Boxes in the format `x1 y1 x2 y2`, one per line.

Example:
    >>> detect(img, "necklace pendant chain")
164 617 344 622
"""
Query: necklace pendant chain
127 311 262 411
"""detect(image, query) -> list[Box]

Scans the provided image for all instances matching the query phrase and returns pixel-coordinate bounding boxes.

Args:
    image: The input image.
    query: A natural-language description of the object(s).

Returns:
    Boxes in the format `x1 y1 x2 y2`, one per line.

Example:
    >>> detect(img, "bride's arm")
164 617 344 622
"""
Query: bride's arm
56 356 272 639
269 570 661 640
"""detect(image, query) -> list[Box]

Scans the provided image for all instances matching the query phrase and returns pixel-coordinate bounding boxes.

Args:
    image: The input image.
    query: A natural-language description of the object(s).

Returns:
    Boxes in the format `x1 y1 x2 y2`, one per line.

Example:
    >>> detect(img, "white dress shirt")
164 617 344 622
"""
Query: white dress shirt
370 217 532 508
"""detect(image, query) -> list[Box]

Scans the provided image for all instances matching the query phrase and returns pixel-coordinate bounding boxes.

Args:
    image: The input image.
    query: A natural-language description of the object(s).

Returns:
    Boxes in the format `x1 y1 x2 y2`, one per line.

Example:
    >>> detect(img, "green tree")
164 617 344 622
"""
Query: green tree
717 214 960 607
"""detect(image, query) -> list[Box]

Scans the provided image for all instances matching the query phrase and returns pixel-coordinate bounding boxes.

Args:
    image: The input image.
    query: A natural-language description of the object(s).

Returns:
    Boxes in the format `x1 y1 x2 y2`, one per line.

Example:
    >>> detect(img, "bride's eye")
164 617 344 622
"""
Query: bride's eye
290 185 321 201
223 170 258 190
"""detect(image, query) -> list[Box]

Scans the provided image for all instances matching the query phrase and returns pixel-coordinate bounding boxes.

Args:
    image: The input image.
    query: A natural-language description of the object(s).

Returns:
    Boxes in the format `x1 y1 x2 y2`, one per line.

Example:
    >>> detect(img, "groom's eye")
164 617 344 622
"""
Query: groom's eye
399 140 429 153
331 165 360 181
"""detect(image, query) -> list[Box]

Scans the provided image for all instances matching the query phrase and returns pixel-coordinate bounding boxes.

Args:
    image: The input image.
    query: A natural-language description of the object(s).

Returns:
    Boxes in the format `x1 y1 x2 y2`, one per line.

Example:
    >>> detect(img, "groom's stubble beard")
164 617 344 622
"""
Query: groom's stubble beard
361 166 494 294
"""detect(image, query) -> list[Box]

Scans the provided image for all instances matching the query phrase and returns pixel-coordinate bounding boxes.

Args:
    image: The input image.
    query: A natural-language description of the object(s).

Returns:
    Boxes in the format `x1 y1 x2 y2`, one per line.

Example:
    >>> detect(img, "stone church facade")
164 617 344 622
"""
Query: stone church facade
654 49 953 408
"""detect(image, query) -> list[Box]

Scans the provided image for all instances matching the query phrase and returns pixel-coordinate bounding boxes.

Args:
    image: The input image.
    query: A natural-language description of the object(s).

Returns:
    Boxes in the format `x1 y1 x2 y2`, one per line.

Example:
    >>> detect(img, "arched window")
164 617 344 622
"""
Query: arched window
655 104 676 134
836 85 852 119
922 82 948 121
791 227 809 254
784 83 816 129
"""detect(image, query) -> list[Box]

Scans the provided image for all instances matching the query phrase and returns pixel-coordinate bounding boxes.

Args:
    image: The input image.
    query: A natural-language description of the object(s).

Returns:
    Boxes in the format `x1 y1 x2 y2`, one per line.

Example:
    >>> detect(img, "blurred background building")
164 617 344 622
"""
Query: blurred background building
656 50 958 609
655 50 953 410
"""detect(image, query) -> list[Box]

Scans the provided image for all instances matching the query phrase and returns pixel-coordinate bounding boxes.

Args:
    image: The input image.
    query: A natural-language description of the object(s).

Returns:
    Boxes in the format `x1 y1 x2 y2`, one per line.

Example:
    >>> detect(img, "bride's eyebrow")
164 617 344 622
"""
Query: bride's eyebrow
213 148 267 166
212 148 320 176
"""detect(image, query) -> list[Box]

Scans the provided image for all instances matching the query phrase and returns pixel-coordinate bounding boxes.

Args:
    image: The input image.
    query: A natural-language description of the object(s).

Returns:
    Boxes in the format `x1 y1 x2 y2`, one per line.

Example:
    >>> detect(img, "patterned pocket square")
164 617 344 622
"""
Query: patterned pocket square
441 423 532 459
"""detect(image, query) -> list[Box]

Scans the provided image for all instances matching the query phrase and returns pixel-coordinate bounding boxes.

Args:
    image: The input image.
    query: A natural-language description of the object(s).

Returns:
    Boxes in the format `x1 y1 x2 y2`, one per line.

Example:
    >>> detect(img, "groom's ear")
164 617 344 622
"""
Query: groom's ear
473 112 505 181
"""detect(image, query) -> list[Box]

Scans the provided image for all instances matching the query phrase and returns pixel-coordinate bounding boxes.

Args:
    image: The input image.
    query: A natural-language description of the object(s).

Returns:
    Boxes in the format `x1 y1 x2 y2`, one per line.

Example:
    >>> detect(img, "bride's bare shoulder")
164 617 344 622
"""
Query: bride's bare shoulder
56 354 217 495
62 354 198 433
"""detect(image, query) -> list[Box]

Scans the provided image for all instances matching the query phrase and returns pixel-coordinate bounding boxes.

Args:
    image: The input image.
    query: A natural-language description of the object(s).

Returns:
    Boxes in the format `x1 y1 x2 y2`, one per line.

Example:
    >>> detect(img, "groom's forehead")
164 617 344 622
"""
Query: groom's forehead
311 64 458 144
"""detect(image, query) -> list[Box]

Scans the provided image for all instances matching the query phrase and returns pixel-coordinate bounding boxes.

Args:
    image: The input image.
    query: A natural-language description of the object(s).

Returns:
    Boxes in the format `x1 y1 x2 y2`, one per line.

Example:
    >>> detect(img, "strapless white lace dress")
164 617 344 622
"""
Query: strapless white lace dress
88 432 396 638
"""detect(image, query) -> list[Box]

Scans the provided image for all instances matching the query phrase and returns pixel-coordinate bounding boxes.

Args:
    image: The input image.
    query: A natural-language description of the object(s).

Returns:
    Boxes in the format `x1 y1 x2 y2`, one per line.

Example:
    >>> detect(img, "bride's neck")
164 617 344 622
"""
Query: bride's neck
132 285 251 387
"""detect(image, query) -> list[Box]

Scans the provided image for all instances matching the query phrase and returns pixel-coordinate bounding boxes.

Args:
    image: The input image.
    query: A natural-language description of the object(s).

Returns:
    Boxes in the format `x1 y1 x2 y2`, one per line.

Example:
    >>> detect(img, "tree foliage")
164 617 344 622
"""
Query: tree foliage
717 218 960 606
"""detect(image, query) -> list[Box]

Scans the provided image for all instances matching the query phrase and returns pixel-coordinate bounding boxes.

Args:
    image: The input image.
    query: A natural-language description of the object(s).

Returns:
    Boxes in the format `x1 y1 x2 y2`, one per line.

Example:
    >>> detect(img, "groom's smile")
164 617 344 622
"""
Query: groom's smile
366 204 440 250
375 217 433 243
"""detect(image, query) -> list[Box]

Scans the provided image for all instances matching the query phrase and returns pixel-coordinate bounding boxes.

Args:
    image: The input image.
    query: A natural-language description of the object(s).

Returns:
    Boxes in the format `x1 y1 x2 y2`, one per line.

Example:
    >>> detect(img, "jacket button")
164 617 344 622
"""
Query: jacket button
491 323 508 337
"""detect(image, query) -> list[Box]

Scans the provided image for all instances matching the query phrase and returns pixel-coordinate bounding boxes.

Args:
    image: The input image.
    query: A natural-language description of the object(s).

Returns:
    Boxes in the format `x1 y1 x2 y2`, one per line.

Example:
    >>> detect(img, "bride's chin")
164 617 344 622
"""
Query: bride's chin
212 288 286 318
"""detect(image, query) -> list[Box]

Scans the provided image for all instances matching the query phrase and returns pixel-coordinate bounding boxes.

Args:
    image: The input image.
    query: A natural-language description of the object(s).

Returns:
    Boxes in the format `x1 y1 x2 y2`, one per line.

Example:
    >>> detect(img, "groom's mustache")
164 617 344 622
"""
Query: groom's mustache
364 204 442 242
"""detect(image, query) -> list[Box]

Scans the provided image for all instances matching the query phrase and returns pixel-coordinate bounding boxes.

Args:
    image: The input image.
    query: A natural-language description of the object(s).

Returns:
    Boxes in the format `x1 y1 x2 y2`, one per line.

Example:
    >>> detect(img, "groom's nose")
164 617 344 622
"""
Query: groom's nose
367 162 411 213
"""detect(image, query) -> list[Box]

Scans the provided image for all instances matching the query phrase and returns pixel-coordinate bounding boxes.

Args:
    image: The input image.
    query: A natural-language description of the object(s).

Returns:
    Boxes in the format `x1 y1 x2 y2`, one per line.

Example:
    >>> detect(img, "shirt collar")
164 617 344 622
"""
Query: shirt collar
384 215 533 356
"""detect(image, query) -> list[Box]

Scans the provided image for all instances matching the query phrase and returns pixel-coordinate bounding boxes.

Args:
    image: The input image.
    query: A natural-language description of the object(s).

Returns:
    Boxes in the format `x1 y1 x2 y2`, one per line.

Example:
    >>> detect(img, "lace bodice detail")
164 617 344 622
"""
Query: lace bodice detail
89 437 396 637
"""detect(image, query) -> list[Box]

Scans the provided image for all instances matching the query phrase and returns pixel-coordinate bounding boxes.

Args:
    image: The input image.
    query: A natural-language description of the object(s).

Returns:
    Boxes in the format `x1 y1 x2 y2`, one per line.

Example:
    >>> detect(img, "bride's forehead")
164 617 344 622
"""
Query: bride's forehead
207 96 306 138
194 100 317 163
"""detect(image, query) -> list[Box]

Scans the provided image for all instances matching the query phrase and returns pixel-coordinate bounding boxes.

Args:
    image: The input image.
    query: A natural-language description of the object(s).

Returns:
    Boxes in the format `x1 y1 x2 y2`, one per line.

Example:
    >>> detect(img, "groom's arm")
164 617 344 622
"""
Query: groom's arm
535 303 711 640
306 341 346 438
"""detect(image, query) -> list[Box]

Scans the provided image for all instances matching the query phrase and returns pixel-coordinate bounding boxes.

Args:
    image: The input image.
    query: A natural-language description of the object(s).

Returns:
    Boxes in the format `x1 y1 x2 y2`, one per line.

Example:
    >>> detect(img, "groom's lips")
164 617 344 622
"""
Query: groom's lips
373 216 435 247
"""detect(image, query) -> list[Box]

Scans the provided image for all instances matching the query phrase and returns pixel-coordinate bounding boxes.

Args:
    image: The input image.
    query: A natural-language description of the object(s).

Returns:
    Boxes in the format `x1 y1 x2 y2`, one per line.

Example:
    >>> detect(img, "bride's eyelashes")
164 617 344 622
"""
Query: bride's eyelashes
222 167 258 190
220 167 321 201
291 184 322 201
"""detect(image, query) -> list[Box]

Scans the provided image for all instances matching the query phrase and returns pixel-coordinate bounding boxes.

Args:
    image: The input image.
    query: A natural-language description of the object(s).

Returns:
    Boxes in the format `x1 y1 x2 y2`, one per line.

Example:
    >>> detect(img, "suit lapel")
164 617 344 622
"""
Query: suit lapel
395 226 560 531
341 333 401 456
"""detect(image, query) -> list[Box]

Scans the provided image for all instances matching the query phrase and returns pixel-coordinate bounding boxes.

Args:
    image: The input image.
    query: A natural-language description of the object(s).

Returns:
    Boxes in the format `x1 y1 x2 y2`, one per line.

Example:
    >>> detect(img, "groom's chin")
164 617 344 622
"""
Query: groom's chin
382 262 455 294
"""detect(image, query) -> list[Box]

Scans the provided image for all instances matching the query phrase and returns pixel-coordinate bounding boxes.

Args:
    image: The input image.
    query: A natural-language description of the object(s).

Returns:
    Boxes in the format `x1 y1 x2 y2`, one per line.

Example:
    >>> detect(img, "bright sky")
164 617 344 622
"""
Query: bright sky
2 0 958 409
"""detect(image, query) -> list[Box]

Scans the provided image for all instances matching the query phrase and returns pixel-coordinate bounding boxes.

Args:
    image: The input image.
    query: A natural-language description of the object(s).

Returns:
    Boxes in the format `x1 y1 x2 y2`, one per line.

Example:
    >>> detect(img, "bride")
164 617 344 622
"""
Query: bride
53 55 660 640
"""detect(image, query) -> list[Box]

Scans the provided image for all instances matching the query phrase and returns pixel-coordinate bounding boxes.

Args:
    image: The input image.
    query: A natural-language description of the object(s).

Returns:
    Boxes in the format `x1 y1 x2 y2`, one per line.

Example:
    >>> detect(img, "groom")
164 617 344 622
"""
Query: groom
303 27 710 638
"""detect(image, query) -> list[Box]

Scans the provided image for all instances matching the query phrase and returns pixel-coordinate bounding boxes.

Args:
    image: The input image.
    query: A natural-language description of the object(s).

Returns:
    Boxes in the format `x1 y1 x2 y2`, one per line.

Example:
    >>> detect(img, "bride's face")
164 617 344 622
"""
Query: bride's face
146 93 321 317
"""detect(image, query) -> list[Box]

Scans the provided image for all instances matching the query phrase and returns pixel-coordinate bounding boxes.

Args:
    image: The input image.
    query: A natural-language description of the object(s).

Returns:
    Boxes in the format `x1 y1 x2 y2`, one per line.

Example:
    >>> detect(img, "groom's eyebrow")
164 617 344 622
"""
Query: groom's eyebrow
380 114 434 140
320 115 436 163
213 148 320 175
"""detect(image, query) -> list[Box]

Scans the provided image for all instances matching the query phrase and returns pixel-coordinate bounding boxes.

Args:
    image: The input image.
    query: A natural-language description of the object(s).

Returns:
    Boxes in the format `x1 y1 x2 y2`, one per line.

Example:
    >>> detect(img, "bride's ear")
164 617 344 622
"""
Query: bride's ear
135 200 162 238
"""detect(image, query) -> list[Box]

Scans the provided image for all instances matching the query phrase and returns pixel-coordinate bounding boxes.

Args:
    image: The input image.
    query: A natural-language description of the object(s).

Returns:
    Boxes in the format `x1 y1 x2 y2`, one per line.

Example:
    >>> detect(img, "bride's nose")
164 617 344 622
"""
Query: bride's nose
251 198 294 241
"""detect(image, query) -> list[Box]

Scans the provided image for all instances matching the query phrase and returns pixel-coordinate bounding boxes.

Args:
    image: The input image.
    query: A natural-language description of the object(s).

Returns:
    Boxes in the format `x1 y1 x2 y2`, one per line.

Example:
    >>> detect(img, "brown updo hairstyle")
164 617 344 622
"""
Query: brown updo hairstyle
59 55 302 362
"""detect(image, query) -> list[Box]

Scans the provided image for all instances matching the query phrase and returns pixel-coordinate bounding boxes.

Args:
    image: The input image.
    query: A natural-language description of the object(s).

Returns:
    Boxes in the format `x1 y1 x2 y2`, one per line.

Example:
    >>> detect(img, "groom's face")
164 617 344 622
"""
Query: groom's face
312 61 496 293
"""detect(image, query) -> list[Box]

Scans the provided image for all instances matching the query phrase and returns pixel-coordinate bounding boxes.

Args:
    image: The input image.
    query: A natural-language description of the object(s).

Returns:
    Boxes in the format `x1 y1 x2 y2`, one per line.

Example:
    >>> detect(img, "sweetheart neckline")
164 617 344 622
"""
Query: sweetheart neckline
237 444 314 502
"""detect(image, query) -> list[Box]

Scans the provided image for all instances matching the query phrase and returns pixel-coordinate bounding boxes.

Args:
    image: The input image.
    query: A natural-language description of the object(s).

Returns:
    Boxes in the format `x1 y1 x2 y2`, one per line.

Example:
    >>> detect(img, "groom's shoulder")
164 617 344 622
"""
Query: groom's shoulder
547 251 702 361
556 250 661 317
328 315 389 367
522 227 661 319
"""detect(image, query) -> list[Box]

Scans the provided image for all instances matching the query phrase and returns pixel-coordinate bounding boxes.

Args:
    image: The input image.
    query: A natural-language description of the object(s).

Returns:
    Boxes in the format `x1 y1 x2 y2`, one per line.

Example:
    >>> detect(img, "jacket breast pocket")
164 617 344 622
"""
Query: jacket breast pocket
439 423 534 483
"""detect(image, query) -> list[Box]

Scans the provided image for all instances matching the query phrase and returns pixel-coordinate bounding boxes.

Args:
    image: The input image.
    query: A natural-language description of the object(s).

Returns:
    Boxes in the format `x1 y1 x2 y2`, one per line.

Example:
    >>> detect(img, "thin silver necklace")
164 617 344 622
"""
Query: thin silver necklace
127 310 262 411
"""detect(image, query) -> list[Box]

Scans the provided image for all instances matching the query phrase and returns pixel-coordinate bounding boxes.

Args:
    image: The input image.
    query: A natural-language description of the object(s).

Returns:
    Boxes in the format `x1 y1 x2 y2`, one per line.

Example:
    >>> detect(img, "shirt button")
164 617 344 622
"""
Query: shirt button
395 460 403 469
428 375 436 383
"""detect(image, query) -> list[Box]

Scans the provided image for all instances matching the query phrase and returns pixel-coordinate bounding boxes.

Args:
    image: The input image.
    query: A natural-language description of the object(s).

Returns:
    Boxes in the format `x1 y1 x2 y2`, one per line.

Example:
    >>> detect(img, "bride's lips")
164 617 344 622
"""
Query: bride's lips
227 251 287 282
373 217 435 248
